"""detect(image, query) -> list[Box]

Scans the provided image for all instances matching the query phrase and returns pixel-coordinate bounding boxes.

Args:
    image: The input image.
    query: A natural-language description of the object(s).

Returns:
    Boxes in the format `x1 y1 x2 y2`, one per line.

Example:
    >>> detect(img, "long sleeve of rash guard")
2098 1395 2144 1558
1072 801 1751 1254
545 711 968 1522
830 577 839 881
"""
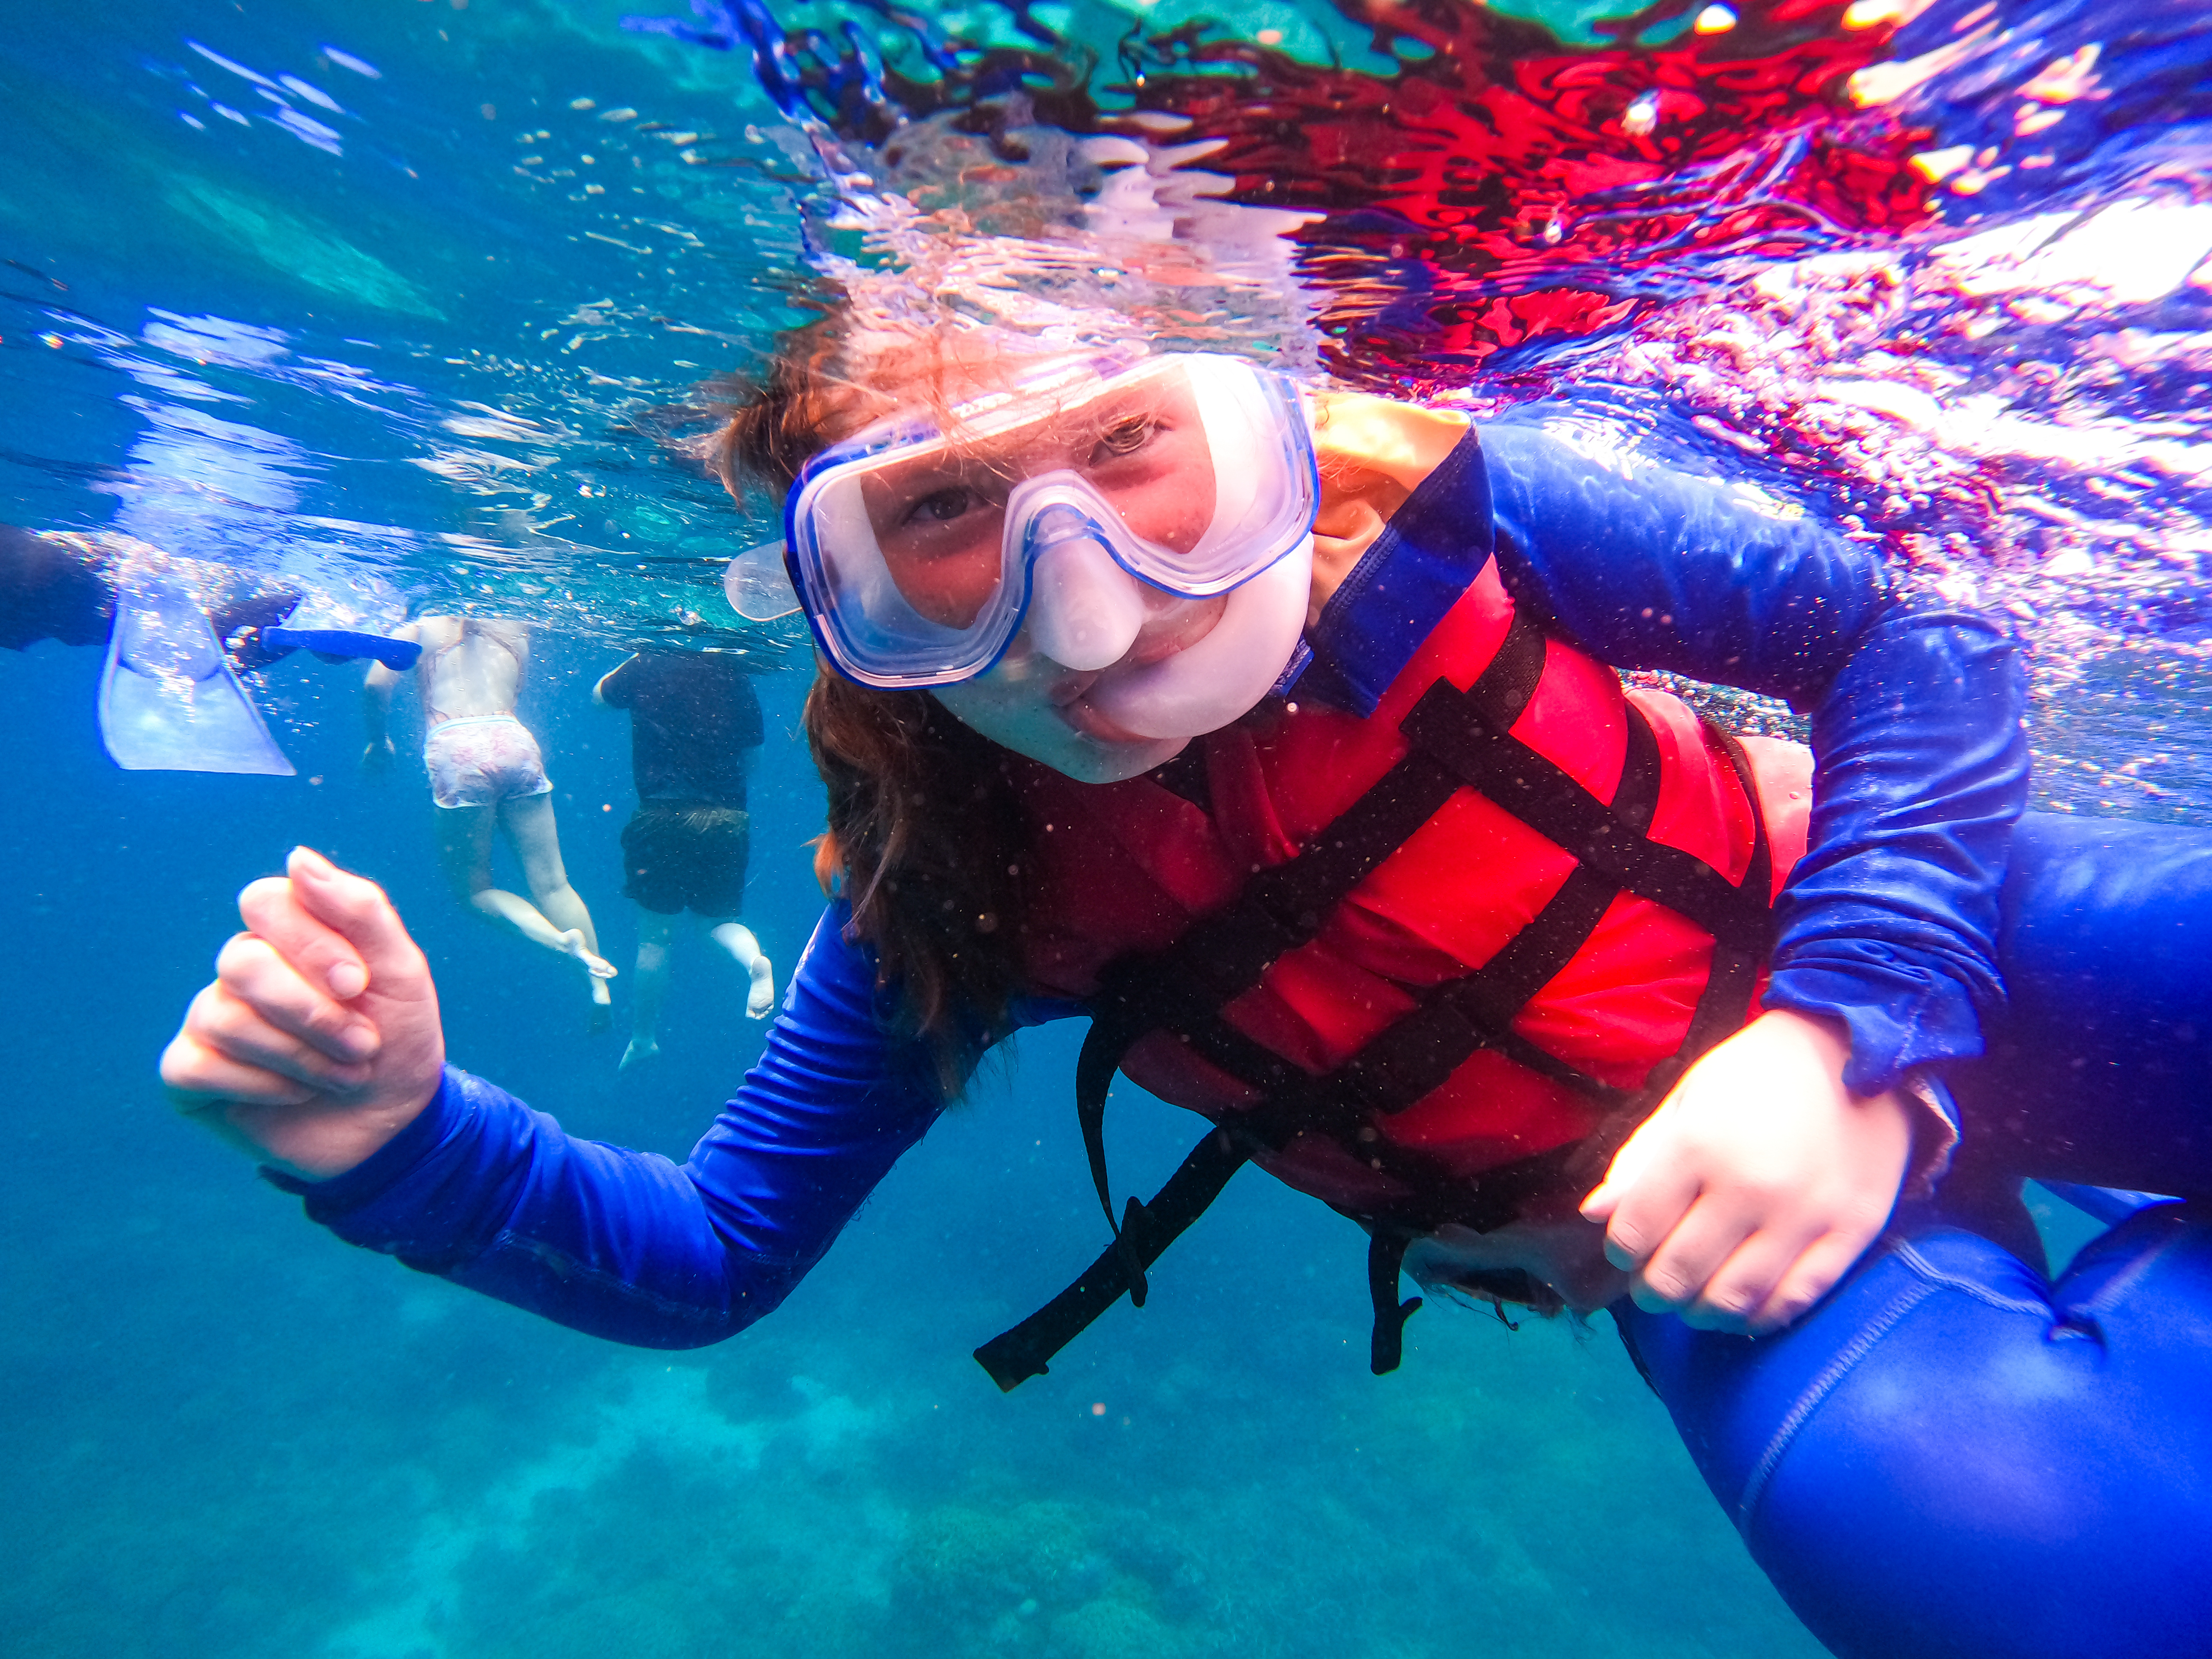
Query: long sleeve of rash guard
264 905 955 1347
1474 419 2028 1093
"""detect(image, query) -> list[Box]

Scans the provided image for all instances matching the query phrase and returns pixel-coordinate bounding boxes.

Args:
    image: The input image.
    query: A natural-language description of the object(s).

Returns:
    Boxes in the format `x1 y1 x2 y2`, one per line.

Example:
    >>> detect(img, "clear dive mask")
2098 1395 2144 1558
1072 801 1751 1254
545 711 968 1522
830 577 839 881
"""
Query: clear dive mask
753 352 1319 728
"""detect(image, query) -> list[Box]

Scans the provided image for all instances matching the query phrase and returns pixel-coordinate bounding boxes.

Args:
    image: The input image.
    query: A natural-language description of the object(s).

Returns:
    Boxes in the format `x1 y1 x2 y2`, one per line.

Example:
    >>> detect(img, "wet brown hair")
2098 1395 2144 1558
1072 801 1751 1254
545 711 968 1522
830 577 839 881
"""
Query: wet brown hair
715 317 1038 1081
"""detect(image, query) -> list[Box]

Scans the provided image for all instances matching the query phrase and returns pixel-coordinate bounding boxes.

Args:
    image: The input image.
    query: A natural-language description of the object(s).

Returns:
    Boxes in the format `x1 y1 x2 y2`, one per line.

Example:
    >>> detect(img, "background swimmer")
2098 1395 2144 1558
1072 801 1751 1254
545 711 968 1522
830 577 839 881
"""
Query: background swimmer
594 646 775 1070
364 615 614 1025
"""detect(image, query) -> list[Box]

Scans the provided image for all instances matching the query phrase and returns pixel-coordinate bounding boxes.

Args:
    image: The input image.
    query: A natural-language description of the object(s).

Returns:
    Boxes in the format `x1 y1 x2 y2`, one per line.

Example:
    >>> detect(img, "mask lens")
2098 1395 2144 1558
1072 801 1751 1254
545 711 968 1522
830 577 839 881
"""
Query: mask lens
853 363 1221 628
852 449 1010 629
1050 367 1219 559
788 354 1310 689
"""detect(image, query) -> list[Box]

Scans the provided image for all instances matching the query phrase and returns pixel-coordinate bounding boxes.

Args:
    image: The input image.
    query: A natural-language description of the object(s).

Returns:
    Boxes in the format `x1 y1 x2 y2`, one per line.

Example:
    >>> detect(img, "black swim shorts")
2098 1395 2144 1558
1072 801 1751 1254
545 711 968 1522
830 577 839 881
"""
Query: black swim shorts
620 800 750 917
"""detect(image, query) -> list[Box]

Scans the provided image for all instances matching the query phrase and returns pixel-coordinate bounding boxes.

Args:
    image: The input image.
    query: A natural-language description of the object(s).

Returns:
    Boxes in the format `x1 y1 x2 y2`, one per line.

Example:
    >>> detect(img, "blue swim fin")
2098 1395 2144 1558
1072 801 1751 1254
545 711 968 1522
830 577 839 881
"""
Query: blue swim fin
99 574 296 775
263 595 420 669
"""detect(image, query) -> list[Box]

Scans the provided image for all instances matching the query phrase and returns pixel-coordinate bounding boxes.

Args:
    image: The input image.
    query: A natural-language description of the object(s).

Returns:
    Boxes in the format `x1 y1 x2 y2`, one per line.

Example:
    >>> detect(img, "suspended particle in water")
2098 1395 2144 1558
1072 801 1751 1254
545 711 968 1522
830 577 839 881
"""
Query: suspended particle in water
320 47 381 79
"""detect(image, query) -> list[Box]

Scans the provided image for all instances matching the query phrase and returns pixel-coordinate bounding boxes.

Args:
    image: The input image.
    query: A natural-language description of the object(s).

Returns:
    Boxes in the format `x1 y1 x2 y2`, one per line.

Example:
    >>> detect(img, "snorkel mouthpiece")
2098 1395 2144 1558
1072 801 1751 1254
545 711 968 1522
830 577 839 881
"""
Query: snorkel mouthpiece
1083 536 1315 741
1026 511 1147 672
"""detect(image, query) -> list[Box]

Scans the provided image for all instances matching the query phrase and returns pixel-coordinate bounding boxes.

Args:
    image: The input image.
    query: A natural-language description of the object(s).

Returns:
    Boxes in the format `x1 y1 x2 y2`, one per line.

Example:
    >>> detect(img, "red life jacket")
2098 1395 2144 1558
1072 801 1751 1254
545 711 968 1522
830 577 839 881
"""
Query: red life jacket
977 553 1812 1390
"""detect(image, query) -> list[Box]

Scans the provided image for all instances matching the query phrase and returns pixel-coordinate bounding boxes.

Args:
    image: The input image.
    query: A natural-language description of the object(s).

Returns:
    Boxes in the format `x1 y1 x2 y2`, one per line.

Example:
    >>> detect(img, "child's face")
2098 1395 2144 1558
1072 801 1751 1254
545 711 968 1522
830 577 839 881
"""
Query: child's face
829 341 1249 783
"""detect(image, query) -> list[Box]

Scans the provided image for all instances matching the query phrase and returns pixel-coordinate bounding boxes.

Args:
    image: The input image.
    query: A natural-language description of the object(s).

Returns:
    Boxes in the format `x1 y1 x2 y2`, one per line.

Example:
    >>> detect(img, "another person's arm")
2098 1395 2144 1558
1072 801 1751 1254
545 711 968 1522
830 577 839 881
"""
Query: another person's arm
1474 420 2026 1329
161 850 951 1346
361 623 417 771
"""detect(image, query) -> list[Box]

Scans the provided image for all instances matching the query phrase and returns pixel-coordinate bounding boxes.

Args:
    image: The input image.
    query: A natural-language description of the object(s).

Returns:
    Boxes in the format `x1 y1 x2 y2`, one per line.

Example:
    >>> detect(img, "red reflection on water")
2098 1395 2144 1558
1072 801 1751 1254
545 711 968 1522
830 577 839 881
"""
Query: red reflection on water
1127 0 1935 384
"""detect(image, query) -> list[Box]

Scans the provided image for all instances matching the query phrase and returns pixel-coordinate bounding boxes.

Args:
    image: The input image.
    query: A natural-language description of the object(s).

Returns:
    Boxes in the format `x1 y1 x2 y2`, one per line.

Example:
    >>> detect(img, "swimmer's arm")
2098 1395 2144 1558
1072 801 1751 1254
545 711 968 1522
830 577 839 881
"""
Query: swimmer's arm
1478 420 2028 1092
1477 423 2022 1327
360 622 416 762
269 905 959 1347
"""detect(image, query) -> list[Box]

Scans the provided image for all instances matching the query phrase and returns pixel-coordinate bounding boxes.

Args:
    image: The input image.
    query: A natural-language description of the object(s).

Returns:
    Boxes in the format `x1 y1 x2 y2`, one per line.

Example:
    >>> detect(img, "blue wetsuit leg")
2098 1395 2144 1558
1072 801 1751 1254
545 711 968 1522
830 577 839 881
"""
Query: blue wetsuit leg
1616 813 2212 1658
1942 810 2212 1199
1618 1206 2212 1659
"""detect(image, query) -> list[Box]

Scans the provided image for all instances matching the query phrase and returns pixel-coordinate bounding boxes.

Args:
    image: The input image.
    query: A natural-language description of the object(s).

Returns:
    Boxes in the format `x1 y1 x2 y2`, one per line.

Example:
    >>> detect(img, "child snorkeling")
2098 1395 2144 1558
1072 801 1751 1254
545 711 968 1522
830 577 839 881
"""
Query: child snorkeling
162 328 2212 1659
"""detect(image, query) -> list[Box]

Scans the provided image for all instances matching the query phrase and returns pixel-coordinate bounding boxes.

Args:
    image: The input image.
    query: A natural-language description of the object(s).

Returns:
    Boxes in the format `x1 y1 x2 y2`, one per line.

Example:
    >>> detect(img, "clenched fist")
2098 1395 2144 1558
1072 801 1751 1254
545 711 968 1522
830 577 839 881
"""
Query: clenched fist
161 847 447 1181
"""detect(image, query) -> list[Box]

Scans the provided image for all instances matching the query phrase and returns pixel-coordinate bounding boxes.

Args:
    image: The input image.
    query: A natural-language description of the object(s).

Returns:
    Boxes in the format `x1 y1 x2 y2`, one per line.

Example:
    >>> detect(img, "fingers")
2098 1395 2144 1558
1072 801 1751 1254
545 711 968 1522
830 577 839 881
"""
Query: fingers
237 873 372 1003
1749 1231 1880 1334
1677 1222 1825 1333
216 932 379 1063
1577 1176 1622 1225
283 847 427 987
175 980 375 1095
161 1018 321 1109
1579 1104 1671 1225
1639 1210 1875 1333
1593 1147 1703 1275
1626 1189 1750 1314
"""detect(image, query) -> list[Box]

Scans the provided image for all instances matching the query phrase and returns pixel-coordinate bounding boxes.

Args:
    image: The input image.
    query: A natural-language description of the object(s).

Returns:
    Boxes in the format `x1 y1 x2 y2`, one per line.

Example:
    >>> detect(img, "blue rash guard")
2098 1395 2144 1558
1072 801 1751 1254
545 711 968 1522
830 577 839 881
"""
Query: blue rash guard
271 418 2032 1343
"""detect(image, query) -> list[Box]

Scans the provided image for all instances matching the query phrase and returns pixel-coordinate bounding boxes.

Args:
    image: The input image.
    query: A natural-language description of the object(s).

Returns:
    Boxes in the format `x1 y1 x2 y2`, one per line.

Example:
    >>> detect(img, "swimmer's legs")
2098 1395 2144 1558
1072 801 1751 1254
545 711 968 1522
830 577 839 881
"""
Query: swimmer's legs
622 908 675 1071
436 798 501 906
435 795 616 1021
707 919 775 1019
1619 1207 2212 1659
501 792 615 1025
621 914 775 1070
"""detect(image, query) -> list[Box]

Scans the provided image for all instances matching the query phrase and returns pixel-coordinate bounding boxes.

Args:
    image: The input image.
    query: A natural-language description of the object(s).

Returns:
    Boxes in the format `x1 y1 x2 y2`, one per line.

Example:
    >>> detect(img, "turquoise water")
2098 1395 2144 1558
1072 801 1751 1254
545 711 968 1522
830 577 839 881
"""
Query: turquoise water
2 0 2208 1653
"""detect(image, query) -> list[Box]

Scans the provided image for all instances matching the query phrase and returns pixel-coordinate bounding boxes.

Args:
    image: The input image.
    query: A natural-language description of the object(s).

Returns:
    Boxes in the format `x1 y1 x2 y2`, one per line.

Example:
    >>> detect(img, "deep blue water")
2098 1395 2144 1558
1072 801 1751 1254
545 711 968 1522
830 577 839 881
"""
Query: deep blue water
3 0 2207 1653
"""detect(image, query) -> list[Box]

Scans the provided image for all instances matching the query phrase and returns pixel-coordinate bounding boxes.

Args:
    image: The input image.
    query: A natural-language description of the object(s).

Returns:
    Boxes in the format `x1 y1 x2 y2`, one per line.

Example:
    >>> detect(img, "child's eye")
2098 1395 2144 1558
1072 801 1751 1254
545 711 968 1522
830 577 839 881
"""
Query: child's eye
1090 414 1158 464
902 486 975 527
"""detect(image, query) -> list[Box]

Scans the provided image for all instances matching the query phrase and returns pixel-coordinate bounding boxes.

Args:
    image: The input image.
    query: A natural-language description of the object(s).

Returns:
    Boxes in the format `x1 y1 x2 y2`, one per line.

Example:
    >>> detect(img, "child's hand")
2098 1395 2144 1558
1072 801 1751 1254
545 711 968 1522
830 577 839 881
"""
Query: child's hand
160 847 447 1181
1579 1009 1911 1334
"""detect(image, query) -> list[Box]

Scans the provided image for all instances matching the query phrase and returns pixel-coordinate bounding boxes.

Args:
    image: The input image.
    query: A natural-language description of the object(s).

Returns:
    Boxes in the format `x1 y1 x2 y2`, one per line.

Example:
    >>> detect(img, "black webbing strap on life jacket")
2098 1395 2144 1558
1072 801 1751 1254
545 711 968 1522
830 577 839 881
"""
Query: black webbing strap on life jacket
1067 611 1553 1242
974 615 1780 1391
1368 1231 1422 1375
972 1067 1593 1391
973 1127 1247 1391
1399 680 1772 953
